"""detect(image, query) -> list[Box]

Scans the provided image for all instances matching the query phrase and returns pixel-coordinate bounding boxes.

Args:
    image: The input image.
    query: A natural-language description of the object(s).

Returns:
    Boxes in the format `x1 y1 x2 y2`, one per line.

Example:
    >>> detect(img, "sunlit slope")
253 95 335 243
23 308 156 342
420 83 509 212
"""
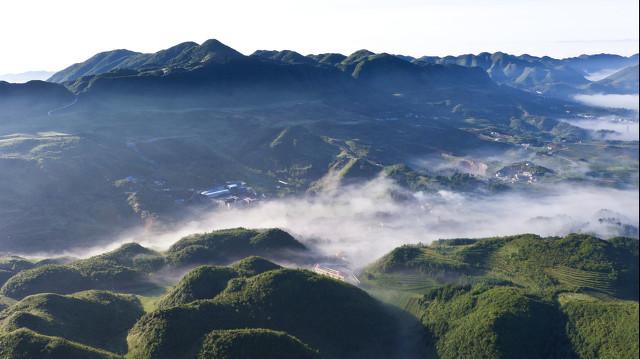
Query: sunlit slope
0 248 425 358
363 234 639 359
0 290 142 357
0 228 308 300
127 268 420 359
363 234 638 299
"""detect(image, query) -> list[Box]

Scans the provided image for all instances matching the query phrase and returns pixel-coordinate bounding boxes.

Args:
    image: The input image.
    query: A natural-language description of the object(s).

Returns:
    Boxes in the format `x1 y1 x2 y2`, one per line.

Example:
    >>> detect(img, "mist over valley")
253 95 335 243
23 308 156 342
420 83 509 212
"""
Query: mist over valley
0 35 638 359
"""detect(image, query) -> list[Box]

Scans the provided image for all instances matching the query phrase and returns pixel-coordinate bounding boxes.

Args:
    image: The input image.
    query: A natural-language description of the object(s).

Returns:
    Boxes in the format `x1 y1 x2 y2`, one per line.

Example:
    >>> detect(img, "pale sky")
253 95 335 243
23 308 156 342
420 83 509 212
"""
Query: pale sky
1 0 638 74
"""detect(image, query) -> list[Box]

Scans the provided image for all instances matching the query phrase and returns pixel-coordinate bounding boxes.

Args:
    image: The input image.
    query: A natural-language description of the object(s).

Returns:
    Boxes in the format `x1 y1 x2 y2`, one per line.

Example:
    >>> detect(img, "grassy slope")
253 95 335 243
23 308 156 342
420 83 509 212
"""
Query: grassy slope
127 267 416 359
0 290 143 354
0 328 119 359
199 328 320 359
559 293 639 359
363 234 639 358
0 228 307 300
363 234 638 301
0 231 635 358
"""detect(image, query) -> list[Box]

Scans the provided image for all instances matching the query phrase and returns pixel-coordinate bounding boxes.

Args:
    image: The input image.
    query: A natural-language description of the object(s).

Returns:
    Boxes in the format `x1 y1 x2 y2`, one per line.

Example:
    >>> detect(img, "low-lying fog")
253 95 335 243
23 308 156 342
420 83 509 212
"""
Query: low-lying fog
574 93 640 112
569 93 639 141
562 116 639 141
60 176 639 268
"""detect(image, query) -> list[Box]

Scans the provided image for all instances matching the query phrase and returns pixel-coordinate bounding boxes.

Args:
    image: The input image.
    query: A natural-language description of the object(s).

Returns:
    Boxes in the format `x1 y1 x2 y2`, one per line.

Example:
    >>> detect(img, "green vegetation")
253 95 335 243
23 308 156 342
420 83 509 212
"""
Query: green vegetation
365 234 639 358
0 229 306 300
0 231 635 358
198 329 320 359
0 328 119 359
155 266 238 310
0 265 91 300
128 268 414 359
411 285 572 359
364 234 638 300
157 256 282 310
560 294 639 359
231 255 282 276
0 244 163 300
71 243 165 291
0 256 36 287
0 295 16 312
166 228 306 267
2 37 639 359
0 290 143 354
401 282 639 359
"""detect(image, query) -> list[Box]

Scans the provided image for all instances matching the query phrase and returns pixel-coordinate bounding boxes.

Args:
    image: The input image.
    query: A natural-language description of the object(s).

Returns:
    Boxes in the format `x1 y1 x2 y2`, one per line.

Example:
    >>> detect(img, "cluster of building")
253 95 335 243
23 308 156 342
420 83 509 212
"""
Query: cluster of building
494 161 553 184
312 264 360 285
199 181 261 208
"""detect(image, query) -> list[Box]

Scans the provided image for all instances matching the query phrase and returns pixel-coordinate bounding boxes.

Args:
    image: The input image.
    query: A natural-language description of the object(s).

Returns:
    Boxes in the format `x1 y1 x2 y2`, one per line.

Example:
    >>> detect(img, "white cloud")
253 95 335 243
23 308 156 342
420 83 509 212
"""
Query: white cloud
1 0 638 73
574 94 640 112
48 176 639 268
563 116 639 141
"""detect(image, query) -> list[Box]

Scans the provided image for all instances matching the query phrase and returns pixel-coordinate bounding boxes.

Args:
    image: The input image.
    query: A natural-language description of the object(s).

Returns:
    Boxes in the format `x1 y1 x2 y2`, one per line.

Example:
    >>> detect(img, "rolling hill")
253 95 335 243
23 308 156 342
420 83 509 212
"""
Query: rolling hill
0 230 636 358
0 228 308 300
0 291 143 354
0 232 636 358
362 234 639 359
127 267 424 359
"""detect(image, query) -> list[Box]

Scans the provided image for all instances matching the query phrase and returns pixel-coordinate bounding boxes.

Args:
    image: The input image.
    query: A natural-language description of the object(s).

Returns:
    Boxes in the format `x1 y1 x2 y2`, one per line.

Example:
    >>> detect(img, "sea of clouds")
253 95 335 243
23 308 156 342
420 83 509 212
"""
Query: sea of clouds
57 176 639 268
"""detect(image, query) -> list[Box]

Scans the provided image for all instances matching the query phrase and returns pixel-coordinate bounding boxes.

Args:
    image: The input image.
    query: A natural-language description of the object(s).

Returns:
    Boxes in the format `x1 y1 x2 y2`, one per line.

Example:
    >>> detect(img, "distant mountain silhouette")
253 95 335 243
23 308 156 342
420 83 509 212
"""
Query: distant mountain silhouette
588 64 639 93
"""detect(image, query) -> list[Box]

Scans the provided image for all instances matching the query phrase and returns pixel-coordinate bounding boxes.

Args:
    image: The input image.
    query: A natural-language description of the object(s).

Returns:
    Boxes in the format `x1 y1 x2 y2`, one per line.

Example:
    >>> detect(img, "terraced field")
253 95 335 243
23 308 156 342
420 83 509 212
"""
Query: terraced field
366 272 440 292
546 266 617 296
417 247 468 268
365 234 638 299
486 250 555 290
360 270 443 308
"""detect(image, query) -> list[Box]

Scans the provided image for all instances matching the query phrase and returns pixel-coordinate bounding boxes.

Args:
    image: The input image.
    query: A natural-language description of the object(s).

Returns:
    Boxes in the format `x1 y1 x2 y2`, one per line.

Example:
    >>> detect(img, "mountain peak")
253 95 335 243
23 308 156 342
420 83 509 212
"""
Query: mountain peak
195 39 244 62
341 50 376 67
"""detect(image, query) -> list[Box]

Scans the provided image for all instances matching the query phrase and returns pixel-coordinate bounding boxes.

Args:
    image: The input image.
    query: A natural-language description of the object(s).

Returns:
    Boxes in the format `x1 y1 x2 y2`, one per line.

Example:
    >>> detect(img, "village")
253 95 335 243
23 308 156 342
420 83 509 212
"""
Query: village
198 181 263 208
494 161 555 184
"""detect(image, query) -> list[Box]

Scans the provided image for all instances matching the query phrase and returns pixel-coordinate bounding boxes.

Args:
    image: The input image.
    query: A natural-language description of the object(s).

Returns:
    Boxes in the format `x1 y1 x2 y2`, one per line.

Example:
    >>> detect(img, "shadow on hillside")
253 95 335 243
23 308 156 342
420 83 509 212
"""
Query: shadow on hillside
383 303 438 359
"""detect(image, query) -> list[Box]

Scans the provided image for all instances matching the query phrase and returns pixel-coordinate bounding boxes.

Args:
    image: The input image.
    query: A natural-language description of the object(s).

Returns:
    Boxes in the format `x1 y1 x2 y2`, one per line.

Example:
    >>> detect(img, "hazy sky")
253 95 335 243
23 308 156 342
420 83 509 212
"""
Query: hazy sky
1 0 638 74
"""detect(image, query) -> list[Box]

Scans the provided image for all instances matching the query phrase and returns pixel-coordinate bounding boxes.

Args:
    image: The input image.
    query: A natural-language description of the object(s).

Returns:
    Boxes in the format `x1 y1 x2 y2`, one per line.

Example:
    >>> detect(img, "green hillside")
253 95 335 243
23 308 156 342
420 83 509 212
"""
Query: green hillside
166 228 307 267
198 329 320 359
0 265 92 300
0 257 37 287
0 329 119 359
127 268 422 359
413 285 571 359
363 234 639 359
155 266 238 310
0 228 307 300
0 231 636 358
364 234 638 299
156 257 281 310
0 290 143 354
560 294 639 359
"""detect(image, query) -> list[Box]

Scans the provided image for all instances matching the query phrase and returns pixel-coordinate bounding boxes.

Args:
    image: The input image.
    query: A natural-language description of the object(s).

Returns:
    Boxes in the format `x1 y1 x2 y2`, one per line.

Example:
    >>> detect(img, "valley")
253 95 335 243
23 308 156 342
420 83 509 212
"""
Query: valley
0 37 638 358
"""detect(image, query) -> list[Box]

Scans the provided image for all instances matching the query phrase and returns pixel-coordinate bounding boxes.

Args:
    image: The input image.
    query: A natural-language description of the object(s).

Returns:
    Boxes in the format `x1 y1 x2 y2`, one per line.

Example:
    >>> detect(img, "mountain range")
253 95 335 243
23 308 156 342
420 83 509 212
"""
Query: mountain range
46 40 639 99
0 39 637 253
0 38 638 359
